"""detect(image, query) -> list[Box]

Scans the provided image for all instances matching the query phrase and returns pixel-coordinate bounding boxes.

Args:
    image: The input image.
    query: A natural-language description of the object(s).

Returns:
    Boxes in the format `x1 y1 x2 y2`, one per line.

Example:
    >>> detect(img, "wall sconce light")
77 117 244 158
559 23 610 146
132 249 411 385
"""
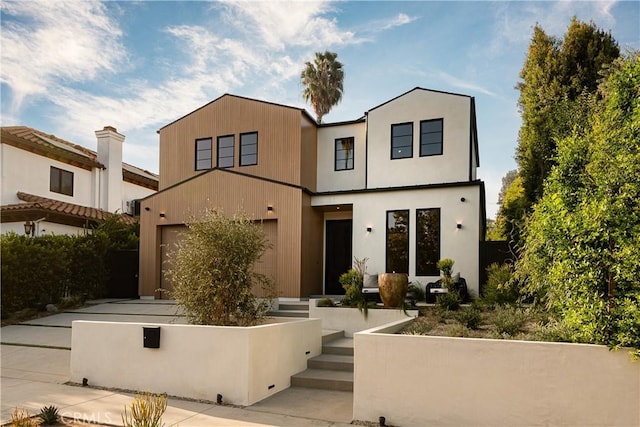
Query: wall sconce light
23 220 33 236
456 222 462 229
460 197 466 202
267 205 273 212
159 212 166 218
144 207 151 211
366 226 373 233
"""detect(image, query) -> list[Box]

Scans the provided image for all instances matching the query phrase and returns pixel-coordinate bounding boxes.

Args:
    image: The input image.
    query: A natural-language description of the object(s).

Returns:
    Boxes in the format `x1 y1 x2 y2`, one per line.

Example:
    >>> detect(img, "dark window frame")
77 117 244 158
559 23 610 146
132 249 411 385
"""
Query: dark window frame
239 131 258 166
50 166 74 196
334 137 355 171
386 209 410 274
217 134 235 168
195 137 213 171
420 118 444 157
391 122 413 160
416 208 441 276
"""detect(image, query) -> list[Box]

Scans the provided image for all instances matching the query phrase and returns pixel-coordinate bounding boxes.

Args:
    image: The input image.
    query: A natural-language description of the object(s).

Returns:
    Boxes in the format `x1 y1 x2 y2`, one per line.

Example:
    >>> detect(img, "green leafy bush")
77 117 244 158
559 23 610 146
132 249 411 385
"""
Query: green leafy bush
339 257 368 317
493 306 529 336
316 298 335 307
457 306 482 329
436 291 460 311
483 263 519 306
406 283 425 306
167 209 276 326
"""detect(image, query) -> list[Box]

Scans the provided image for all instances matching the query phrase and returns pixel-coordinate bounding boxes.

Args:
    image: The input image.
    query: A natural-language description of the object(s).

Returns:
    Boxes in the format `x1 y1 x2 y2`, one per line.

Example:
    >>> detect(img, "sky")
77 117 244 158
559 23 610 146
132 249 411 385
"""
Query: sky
1 1 638 218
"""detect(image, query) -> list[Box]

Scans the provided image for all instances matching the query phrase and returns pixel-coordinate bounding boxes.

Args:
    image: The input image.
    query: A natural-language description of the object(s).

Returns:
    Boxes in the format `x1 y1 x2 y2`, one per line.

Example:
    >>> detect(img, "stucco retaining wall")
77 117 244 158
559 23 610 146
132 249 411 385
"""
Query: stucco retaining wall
71 318 321 406
354 319 640 426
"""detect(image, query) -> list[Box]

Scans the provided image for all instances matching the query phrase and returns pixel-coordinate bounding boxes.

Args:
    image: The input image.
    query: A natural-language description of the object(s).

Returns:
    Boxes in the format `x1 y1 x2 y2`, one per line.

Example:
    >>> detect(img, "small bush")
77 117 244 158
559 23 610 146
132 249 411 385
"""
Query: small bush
445 323 472 338
437 291 460 311
400 318 435 335
456 306 482 329
11 407 36 427
493 306 528 336
339 257 368 317
37 405 59 425
483 263 519 306
533 319 580 343
316 298 335 307
122 393 167 427
406 283 425 306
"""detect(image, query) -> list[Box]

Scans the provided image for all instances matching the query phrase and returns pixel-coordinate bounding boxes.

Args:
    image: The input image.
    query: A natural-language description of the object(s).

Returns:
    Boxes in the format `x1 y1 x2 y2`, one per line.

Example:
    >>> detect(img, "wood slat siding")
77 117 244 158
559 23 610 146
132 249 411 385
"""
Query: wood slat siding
300 115 318 191
159 96 305 190
300 192 324 296
139 170 304 298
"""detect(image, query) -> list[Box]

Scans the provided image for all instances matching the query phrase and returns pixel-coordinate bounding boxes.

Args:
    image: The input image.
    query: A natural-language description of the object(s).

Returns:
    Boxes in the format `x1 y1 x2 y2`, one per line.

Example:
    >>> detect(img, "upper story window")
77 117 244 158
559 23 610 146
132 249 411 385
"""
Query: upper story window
420 119 443 156
195 138 212 170
391 123 413 159
335 137 354 171
217 135 234 168
50 166 73 196
240 132 258 166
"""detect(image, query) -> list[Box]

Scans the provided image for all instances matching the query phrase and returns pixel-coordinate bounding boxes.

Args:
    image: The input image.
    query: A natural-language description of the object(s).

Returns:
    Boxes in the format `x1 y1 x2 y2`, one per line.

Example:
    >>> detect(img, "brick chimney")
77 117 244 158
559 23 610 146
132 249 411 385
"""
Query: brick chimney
95 126 124 213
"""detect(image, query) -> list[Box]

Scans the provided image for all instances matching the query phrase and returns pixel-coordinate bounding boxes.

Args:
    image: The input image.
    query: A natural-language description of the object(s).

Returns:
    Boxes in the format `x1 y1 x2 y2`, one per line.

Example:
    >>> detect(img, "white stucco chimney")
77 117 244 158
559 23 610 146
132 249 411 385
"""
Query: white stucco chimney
95 126 124 213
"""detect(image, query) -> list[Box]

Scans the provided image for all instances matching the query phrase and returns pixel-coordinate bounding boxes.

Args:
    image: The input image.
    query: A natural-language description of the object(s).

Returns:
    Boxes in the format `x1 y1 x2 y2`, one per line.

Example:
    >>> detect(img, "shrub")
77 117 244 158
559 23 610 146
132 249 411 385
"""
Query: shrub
437 291 460 311
493 306 529 336
122 393 167 427
456 306 482 329
400 318 435 335
339 257 368 317
10 407 36 427
37 405 59 425
406 283 425 306
483 263 519 306
167 210 276 326
436 258 455 290
316 298 335 307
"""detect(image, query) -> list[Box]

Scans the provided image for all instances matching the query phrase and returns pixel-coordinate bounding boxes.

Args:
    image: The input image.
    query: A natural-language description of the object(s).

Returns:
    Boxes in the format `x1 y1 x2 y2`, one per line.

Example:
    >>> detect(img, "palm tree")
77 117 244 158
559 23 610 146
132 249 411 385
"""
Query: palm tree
301 51 344 124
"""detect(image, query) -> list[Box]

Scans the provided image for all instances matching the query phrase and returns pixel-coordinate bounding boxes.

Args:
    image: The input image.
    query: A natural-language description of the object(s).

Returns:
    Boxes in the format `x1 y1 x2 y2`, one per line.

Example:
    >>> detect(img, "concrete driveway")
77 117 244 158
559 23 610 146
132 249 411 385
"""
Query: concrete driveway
1 299 353 426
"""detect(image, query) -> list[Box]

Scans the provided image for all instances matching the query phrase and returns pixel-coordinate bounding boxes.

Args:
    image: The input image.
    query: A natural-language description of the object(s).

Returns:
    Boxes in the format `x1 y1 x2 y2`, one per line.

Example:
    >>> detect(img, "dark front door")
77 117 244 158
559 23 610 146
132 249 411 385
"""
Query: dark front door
325 219 352 295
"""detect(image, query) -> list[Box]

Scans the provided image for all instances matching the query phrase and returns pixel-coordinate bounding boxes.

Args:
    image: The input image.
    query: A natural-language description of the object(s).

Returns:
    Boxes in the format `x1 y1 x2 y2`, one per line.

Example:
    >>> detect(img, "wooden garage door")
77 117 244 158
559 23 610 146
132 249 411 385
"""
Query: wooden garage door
160 221 277 299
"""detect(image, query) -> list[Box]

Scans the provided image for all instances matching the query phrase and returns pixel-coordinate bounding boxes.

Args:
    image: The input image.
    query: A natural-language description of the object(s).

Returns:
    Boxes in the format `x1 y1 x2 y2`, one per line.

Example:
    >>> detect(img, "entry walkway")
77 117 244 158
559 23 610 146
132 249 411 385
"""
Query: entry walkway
1 299 353 426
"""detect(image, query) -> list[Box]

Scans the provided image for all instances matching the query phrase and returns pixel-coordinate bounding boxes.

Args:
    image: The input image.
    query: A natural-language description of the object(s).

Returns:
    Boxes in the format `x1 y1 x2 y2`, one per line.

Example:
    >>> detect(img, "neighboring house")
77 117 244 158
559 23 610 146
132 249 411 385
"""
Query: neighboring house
1 126 159 236
139 87 486 299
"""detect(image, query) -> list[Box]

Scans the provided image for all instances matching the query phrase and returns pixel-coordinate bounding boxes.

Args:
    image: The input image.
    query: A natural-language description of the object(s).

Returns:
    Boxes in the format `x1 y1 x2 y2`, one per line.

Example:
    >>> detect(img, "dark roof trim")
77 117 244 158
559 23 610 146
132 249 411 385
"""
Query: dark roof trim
158 93 317 132
367 87 473 114
141 167 313 202
315 180 484 197
318 117 366 128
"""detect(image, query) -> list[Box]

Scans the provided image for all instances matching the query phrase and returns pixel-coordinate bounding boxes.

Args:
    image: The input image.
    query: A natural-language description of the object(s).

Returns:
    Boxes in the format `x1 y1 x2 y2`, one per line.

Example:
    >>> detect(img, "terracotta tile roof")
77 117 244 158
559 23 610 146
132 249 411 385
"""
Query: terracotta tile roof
1 126 158 189
1 192 136 226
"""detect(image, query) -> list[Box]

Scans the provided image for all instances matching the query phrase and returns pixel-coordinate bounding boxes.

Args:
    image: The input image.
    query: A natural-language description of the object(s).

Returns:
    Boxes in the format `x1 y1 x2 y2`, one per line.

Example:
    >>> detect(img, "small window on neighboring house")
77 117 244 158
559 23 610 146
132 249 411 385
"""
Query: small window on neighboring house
240 132 258 166
50 166 73 196
335 137 354 171
195 138 212 170
386 210 410 274
217 135 234 168
391 123 413 159
420 119 443 156
416 208 441 276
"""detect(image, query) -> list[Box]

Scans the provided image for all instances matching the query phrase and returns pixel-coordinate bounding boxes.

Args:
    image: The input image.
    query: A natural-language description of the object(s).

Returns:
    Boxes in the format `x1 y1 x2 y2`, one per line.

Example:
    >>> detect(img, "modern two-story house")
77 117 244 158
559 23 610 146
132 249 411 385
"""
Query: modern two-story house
138 87 486 299
1 126 159 236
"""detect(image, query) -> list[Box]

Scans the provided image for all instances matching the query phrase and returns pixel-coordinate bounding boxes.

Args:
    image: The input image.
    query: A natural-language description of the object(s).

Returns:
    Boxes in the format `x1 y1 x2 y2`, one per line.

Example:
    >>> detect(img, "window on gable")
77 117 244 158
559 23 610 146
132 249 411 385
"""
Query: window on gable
386 210 409 274
195 138 212 170
420 119 443 157
391 123 413 159
416 208 441 276
240 132 258 166
335 137 354 171
50 166 73 196
217 135 234 168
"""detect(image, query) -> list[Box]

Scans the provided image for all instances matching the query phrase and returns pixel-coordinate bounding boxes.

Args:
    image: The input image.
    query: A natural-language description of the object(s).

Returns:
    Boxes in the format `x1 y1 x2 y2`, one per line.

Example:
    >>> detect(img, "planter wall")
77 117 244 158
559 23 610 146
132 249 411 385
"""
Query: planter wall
71 318 321 406
309 299 417 337
353 320 640 427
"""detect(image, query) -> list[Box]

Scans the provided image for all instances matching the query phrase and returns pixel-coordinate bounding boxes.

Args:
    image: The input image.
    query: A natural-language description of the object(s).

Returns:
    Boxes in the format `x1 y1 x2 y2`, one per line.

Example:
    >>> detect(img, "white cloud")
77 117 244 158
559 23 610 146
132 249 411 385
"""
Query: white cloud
434 71 498 98
0 0 126 110
381 13 419 30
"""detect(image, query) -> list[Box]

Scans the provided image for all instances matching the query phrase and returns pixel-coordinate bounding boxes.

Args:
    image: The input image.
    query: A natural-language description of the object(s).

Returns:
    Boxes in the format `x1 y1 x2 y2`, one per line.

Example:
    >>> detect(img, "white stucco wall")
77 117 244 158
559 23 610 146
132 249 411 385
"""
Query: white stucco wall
1 143 95 207
367 89 473 188
316 122 366 192
313 184 482 295
71 319 322 406
354 322 640 427
0 221 88 236
121 181 155 213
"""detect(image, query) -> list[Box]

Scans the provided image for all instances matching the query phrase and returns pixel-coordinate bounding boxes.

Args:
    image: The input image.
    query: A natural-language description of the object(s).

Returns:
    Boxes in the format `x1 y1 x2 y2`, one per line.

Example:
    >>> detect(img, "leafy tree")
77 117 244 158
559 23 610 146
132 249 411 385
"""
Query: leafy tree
167 209 275 326
518 54 640 357
514 19 619 217
301 51 344 123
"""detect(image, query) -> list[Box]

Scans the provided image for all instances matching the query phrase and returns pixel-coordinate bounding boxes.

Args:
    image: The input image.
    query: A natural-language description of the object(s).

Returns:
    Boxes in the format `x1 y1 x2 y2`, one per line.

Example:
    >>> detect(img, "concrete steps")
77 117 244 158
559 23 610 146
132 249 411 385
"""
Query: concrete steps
291 331 354 392
268 300 309 318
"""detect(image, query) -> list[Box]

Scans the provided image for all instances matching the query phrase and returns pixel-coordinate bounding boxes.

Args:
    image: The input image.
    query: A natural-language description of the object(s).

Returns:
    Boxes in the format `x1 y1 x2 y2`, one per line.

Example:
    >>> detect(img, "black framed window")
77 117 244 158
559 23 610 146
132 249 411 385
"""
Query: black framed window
240 132 258 166
416 208 441 276
50 166 73 196
195 138 212 170
217 135 234 168
391 123 413 159
386 210 409 274
420 119 443 156
335 137 354 171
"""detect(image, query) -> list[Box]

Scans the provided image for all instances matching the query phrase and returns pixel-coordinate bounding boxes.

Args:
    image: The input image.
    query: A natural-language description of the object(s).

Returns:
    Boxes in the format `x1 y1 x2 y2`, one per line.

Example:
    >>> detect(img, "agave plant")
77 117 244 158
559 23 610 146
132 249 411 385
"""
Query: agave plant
38 405 59 425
